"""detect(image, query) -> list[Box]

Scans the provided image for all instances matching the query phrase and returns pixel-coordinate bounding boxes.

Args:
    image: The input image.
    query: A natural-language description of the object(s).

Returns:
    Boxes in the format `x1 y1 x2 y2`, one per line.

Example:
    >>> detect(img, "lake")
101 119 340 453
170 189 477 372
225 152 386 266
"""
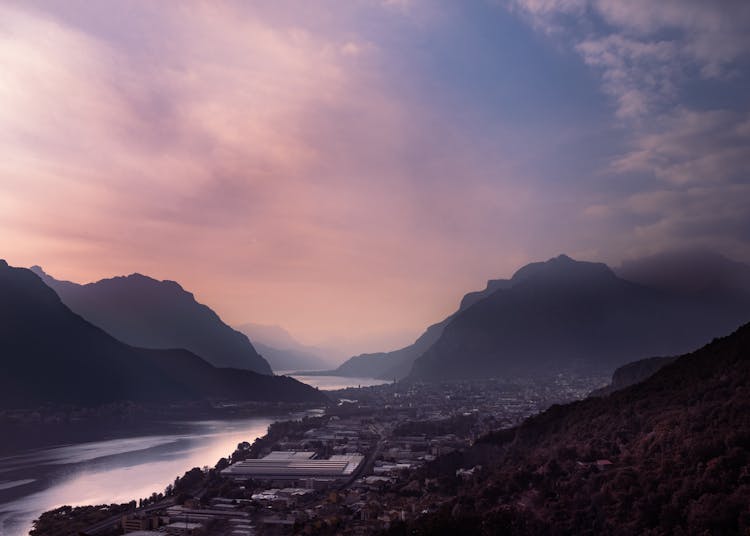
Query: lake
281 373 391 391
0 374 382 536
0 417 279 536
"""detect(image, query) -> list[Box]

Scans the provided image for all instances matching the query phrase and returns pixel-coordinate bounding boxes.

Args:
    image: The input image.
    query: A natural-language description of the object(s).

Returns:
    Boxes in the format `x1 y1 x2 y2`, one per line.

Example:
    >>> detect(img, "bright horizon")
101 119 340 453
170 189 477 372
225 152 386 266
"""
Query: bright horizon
2 1 749 354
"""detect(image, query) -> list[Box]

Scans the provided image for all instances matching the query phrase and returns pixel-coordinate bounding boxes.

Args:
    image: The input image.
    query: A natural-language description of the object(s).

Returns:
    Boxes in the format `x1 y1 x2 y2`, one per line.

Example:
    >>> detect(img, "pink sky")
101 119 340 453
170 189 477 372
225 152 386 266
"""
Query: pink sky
0 2 536 352
2 1 748 354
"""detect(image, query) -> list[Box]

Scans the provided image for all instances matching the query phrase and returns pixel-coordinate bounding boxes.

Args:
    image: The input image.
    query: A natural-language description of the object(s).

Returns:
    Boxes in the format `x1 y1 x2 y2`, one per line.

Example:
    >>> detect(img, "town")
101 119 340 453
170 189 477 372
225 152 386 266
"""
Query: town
32 373 607 536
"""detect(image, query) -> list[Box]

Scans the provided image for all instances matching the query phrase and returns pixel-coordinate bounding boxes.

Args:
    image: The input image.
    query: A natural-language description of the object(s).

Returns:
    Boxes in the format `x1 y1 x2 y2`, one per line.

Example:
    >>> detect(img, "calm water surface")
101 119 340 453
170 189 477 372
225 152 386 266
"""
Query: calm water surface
282 373 391 391
0 417 279 536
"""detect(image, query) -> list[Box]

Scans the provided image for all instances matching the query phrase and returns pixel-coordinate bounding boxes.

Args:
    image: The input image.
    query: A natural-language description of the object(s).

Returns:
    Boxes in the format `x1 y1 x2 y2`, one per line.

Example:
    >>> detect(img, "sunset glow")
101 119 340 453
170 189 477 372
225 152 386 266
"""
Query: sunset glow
1 1 748 352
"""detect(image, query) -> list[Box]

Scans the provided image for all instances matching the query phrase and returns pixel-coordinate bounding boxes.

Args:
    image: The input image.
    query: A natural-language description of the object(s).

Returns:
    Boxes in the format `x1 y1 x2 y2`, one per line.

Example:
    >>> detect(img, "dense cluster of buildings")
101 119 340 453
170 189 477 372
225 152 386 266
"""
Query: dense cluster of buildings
119 498 254 536
113 373 606 535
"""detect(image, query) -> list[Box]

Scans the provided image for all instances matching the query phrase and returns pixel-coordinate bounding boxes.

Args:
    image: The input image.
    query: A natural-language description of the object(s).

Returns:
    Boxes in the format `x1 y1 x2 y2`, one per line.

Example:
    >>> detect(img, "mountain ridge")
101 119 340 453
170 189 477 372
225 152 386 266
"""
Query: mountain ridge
409 254 750 380
300 276 509 380
30 266 272 375
0 261 325 407
589 355 678 397
236 322 334 371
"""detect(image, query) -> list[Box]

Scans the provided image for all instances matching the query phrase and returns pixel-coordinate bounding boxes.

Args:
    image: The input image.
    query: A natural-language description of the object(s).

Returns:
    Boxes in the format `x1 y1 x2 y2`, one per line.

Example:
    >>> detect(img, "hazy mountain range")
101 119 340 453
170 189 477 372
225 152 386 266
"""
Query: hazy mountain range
392 321 750 534
320 250 750 381
31 266 272 375
299 279 511 380
0 261 325 407
8 249 749 406
236 322 334 371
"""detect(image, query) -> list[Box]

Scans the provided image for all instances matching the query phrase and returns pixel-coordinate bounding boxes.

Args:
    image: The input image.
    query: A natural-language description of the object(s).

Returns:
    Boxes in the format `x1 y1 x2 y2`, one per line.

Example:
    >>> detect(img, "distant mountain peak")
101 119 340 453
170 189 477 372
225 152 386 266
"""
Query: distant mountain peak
409 253 750 381
120 273 186 291
33 267 272 374
511 254 615 285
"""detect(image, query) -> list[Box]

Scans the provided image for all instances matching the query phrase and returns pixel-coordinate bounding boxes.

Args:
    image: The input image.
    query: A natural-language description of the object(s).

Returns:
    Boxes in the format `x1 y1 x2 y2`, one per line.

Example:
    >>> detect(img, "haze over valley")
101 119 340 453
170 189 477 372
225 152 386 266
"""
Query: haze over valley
1 1 749 535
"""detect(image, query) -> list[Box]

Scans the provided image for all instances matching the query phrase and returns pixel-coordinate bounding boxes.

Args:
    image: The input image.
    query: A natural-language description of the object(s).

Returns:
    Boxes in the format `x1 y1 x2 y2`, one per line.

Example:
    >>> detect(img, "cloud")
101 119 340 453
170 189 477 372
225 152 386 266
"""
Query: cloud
509 0 750 262
575 35 679 119
613 109 750 185
510 0 750 118
0 1 534 350
623 184 750 259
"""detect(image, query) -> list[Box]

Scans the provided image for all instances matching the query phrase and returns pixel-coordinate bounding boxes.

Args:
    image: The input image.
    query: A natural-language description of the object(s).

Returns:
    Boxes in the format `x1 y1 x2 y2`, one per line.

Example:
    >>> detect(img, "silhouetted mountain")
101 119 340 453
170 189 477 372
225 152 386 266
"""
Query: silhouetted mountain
0 261 325 407
306 279 511 380
31 267 272 375
616 248 750 296
589 355 677 397
389 322 750 535
410 254 750 380
236 323 333 371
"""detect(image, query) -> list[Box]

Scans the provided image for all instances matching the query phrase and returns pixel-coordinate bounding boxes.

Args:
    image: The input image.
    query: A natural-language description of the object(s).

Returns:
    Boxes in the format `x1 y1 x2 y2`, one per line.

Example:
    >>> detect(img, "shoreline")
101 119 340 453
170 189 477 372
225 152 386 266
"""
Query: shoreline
26 412 330 536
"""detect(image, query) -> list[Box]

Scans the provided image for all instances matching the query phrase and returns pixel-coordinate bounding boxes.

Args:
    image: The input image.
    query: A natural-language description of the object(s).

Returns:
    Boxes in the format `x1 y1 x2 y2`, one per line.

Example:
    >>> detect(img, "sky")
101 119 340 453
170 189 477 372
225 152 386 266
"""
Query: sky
1 0 749 355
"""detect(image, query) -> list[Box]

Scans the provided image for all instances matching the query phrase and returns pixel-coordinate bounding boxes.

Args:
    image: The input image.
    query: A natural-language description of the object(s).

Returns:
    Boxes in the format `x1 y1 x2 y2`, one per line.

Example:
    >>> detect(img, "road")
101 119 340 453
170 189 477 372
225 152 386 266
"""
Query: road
80 498 175 535
339 424 386 489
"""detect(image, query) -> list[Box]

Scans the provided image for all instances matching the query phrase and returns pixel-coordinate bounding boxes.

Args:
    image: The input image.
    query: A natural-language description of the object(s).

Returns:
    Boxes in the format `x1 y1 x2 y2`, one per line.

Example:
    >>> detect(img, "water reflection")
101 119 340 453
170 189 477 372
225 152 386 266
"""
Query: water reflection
0 418 275 536
282 374 391 391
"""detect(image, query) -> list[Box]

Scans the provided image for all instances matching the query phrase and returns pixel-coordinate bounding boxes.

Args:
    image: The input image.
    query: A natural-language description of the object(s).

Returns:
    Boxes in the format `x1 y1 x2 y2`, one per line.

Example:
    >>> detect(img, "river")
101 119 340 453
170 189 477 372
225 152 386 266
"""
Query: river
280 373 391 391
0 372 387 536
0 417 279 536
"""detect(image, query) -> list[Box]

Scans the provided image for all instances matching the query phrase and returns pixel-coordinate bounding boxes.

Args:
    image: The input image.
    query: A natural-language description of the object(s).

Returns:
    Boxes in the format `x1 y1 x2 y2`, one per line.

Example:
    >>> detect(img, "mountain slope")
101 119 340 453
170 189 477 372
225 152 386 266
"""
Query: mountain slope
589 355 678 397
236 323 332 371
409 255 750 380
253 341 331 372
308 279 512 380
0 261 324 407
31 267 272 375
391 322 750 535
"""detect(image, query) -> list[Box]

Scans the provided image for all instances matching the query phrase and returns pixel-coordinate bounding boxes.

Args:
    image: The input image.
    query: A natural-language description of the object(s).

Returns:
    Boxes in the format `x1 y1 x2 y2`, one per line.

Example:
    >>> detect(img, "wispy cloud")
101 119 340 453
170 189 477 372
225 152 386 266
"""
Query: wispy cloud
0 1 533 349
508 0 750 258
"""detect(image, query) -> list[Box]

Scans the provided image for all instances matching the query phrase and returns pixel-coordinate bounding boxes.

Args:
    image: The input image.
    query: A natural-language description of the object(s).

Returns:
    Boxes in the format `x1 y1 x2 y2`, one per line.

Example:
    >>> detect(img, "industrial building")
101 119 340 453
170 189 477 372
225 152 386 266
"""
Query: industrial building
222 451 364 488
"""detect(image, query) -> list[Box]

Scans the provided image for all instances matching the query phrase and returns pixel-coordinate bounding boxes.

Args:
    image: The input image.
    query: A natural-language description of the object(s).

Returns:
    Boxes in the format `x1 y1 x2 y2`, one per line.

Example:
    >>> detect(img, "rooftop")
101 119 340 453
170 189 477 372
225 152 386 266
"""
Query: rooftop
223 451 364 479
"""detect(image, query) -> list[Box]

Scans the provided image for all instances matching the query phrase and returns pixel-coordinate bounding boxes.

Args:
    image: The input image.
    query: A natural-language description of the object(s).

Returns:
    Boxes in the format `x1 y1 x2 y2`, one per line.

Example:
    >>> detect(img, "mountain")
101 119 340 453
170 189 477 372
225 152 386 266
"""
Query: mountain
236 323 333 372
389 322 750 535
616 248 750 296
0 261 325 407
304 279 512 380
588 355 677 397
409 254 750 380
31 267 272 375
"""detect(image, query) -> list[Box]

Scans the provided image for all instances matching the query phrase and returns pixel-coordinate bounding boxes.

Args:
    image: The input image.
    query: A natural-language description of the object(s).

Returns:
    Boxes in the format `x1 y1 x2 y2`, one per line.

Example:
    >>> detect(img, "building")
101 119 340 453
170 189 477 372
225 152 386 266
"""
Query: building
165 521 204 535
222 451 364 488
122 513 160 533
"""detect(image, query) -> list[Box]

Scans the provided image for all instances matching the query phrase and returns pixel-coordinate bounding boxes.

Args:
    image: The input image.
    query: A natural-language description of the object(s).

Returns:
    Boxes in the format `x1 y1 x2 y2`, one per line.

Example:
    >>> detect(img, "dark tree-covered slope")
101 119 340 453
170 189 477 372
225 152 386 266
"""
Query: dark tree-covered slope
390 322 750 535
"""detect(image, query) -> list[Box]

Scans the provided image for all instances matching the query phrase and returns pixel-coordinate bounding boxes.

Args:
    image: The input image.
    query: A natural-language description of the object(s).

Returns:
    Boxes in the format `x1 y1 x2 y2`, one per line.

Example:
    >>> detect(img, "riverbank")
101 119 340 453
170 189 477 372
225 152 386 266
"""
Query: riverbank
0 398 329 428
1 412 326 536
27 415 331 536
